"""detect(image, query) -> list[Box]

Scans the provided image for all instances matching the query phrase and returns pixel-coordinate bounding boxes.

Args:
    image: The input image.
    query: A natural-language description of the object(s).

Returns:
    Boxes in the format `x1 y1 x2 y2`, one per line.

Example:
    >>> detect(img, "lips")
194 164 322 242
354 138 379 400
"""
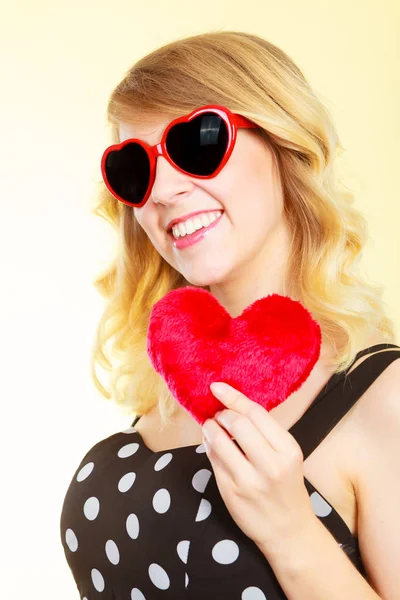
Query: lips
169 211 224 250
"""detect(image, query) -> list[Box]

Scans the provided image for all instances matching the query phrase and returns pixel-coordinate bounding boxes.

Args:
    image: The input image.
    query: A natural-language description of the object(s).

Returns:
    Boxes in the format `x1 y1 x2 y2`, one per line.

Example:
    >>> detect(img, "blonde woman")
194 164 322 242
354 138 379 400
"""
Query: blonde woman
60 31 400 599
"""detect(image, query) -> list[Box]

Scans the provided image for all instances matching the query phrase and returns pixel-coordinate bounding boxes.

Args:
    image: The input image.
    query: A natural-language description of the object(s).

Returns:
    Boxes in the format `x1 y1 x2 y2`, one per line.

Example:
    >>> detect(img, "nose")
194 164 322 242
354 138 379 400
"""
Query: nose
149 155 194 205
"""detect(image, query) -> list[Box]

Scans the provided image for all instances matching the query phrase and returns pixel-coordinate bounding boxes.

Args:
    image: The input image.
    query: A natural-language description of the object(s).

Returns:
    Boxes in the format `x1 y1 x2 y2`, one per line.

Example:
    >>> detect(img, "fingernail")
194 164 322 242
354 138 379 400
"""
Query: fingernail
210 382 227 396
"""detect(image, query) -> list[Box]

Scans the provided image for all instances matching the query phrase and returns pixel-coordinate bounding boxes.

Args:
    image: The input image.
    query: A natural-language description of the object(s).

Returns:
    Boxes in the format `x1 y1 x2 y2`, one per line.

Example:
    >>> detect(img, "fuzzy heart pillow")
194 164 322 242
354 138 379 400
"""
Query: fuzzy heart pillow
147 287 321 425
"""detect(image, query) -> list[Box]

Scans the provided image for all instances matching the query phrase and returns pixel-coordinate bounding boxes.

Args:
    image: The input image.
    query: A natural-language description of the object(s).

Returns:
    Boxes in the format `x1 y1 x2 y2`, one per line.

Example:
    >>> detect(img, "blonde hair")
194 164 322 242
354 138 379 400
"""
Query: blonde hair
90 30 395 425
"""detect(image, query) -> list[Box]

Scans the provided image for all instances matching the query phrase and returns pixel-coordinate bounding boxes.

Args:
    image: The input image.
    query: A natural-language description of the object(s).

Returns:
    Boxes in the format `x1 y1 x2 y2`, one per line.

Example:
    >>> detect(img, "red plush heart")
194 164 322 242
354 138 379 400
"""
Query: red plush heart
147 287 321 425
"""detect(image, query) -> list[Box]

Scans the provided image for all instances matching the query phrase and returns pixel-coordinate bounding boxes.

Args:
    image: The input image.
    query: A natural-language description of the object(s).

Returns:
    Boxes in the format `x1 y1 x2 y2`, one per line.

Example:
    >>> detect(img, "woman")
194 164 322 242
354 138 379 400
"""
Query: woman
60 31 400 599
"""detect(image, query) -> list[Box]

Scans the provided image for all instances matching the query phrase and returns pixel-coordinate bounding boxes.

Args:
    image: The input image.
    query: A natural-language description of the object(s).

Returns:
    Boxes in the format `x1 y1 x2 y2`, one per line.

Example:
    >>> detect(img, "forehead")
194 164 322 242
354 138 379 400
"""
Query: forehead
118 114 178 144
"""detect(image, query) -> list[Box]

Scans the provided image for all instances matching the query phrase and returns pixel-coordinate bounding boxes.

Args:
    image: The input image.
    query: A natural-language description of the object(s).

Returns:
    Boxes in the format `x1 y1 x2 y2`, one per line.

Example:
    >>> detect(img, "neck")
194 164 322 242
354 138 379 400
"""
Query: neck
209 221 292 318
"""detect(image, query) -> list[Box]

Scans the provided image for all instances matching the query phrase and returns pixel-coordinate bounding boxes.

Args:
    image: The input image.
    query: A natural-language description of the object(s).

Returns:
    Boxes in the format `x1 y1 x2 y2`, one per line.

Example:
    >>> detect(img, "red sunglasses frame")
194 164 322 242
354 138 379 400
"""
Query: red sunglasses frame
101 104 259 208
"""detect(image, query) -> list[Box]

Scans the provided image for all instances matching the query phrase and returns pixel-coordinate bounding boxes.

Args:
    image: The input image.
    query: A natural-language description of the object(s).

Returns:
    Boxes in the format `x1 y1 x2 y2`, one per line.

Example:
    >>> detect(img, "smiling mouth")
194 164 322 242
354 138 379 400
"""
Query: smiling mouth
167 211 224 249
168 210 224 239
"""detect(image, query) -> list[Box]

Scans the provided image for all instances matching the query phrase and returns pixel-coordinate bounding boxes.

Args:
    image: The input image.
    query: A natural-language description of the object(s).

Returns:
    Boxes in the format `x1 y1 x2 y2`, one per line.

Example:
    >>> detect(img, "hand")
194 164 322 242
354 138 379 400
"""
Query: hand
202 381 318 557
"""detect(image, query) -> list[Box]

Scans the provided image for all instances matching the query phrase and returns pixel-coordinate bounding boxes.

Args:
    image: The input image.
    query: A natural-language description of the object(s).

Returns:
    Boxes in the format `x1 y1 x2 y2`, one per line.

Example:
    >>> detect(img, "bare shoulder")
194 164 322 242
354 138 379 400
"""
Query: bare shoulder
342 352 400 476
335 346 400 461
347 354 400 445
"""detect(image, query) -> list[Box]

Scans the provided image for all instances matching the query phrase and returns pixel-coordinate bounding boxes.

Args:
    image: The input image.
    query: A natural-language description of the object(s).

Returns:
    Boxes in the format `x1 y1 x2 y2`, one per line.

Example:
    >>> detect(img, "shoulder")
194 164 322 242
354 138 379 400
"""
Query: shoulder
349 353 400 444
345 352 400 471
346 355 400 597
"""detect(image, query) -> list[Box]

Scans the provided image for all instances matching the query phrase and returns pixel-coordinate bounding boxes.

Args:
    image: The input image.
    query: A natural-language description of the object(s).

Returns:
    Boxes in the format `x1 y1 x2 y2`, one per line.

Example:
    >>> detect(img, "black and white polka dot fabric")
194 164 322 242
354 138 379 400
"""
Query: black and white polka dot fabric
60 344 400 599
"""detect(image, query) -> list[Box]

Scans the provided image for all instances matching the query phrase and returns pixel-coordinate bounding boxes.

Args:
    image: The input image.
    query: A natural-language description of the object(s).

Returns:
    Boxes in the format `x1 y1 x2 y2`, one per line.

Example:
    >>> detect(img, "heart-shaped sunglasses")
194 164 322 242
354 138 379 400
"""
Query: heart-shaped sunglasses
101 104 259 208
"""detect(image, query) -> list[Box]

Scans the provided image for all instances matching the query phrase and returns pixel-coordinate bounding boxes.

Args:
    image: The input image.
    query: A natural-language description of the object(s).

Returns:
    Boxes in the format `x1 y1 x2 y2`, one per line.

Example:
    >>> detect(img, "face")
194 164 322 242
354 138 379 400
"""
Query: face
118 114 289 289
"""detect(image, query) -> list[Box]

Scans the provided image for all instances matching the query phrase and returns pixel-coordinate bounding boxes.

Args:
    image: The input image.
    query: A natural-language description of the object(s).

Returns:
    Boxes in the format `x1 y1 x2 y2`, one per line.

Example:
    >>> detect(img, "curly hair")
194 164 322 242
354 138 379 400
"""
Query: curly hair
89 30 395 425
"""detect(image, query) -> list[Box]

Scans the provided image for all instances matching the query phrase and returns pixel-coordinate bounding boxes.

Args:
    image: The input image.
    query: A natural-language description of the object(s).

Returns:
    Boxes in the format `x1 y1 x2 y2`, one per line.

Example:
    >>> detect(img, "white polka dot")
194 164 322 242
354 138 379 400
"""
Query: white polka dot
65 528 78 552
185 572 189 587
105 539 120 565
177 540 190 564
118 442 140 458
118 472 136 492
149 563 170 589
91 568 105 592
212 539 240 564
82 597 88 600
242 587 267 599
122 427 137 434
195 498 212 522
153 488 171 514
310 491 333 517
76 462 94 482
83 496 100 520
131 588 146 600
154 453 173 471
126 513 139 539
192 468 212 493
195 443 207 453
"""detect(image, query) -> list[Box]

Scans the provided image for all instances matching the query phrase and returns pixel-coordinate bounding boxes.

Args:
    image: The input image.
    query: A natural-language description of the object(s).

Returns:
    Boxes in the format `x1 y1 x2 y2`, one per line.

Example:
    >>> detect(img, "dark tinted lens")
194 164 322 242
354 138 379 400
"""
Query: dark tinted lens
105 143 150 205
166 113 228 176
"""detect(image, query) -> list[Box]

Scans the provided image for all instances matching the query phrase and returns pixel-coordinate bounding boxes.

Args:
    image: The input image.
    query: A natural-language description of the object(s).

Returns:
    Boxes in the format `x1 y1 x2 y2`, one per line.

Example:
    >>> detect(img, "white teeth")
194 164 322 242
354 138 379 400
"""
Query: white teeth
201 213 211 227
185 219 196 235
193 217 203 230
171 211 222 239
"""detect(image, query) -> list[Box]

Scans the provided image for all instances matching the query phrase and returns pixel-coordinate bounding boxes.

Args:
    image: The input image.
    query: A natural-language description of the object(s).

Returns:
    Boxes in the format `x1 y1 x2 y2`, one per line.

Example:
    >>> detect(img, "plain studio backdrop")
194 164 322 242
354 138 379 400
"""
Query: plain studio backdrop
0 1 398 598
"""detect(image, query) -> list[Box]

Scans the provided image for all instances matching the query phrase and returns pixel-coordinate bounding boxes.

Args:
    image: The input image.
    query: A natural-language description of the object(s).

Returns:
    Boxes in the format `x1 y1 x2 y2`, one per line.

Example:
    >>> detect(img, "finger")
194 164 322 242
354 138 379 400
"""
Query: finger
203 418 251 479
214 410 280 473
211 383 296 454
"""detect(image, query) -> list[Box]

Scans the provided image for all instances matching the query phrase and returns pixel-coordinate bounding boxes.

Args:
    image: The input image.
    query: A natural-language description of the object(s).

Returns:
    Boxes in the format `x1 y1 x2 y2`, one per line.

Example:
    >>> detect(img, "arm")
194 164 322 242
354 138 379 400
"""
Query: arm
263 516 382 599
261 359 400 600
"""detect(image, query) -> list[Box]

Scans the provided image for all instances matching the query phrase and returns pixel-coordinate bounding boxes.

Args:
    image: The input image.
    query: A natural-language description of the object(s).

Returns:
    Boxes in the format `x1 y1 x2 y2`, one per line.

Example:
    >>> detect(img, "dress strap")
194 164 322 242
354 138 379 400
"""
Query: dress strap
302 343 400 405
131 415 141 427
346 343 400 367
289 344 400 460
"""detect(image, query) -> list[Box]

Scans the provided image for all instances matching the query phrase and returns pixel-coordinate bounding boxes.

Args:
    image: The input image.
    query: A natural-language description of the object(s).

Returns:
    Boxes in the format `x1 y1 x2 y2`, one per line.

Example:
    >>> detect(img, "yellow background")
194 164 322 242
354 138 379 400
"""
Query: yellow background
1 1 398 598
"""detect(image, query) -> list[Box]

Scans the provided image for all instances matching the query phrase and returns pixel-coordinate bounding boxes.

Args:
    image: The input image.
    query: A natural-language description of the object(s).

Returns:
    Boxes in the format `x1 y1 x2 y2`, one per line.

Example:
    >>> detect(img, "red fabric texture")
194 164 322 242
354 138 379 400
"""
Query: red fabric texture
147 287 321 425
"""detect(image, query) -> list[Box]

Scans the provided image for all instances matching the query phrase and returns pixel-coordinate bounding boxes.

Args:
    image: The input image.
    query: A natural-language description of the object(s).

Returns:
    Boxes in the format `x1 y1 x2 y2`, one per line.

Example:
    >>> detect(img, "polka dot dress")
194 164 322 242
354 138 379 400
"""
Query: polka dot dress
60 344 400 598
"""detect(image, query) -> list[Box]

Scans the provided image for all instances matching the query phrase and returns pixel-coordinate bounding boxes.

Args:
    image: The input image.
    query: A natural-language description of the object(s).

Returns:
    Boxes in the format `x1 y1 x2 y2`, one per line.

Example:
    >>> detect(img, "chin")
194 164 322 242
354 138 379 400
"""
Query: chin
182 266 230 288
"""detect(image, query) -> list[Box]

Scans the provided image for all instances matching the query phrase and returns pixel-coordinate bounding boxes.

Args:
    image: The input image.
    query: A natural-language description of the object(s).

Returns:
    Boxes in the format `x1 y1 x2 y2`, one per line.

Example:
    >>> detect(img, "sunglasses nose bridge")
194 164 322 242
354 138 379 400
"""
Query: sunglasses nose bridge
150 141 175 178
154 142 163 158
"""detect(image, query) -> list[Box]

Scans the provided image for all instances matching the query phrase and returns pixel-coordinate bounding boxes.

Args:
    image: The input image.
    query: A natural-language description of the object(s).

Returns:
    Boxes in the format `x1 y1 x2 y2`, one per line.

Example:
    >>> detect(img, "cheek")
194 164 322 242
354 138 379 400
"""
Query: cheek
133 207 145 227
133 207 156 239
133 207 172 262
229 173 282 229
